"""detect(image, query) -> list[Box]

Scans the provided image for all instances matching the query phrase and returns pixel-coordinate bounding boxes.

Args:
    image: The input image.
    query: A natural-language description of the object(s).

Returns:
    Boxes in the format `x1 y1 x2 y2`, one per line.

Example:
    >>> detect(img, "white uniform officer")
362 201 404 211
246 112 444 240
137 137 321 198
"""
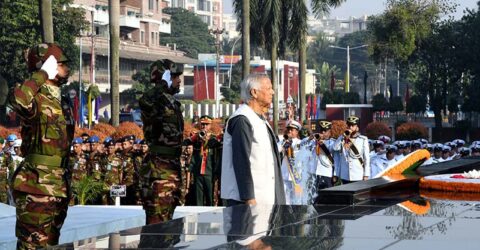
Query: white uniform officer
370 145 397 178
334 116 370 184
423 143 444 165
310 120 336 193
278 120 302 204
370 140 385 159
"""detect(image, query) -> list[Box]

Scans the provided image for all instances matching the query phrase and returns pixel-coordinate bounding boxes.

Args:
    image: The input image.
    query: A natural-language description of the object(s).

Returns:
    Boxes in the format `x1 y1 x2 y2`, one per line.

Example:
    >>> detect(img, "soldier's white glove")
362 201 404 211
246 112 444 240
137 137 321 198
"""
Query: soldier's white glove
41 55 59 80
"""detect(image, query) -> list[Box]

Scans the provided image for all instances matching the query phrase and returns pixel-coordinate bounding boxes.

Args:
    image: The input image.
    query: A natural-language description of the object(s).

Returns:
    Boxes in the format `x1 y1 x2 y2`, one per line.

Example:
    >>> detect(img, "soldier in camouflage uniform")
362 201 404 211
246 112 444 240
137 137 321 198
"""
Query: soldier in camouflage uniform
0 154 7 204
101 139 123 205
8 43 74 249
70 138 88 183
139 59 184 224
119 135 140 205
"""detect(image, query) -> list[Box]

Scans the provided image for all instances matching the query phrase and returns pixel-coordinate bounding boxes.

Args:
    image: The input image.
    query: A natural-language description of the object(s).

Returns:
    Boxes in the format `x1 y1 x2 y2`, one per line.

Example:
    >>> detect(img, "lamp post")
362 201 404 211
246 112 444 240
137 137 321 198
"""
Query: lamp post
228 36 241 88
209 28 225 118
329 44 368 92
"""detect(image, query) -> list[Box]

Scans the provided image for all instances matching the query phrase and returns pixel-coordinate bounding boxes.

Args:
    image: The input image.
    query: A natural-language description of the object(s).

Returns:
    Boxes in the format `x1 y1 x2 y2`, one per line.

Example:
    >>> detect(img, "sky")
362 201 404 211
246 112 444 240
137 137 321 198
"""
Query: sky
223 0 479 20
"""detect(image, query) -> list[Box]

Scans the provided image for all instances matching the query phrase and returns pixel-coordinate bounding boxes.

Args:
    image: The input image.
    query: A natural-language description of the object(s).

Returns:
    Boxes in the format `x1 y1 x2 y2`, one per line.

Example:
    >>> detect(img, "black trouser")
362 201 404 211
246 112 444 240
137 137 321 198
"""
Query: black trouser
226 199 244 207
316 175 333 190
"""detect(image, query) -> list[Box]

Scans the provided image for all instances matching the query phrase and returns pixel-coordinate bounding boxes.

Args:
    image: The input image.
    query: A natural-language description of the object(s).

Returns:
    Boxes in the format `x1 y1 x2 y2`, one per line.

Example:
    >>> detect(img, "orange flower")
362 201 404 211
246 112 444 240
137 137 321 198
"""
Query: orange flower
378 149 430 177
419 177 480 193
397 200 431 215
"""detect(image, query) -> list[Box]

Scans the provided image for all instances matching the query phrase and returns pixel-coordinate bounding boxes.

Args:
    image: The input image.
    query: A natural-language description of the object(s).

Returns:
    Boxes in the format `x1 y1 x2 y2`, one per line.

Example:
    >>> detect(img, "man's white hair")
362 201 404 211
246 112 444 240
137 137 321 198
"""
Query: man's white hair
240 73 270 103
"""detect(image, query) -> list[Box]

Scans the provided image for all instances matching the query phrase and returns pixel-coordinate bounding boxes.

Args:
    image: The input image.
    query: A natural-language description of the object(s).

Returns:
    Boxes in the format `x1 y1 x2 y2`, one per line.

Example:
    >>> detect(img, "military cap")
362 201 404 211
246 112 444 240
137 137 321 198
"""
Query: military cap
200 115 213 124
396 141 406 149
453 139 465 147
471 145 480 152
27 43 69 72
442 146 451 152
346 115 359 125
378 135 391 144
104 140 115 147
426 144 433 151
134 139 142 144
317 120 332 131
433 143 443 151
459 147 471 156
7 134 17 142
139 139 147 145
412 140 422 147
445 142 456 148
127 135 136 141
419 138 429 145
72 137 83 145
372 140 384 148
104 137 113 144
150 59 184 83
183 138 193 146
386 145 397 153
404 141 412 147
87 135 99 143
287 120 302 131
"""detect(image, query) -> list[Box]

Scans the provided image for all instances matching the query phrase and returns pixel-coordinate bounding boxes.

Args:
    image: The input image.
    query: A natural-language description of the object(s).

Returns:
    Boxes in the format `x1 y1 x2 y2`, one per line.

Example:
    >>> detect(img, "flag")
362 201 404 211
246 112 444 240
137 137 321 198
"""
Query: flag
73 95 79 123
306 95 311 119
95 96 102 121
313 95 317 119
316 95 321 119
330 72 335 91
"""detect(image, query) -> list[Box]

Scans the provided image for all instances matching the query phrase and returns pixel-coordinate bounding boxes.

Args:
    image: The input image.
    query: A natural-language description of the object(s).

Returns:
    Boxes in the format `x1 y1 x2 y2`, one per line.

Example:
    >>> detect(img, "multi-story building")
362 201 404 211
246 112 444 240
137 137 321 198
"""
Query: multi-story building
222 13 238 40
166 0 223 29
308 15 369 41
71 0 197 122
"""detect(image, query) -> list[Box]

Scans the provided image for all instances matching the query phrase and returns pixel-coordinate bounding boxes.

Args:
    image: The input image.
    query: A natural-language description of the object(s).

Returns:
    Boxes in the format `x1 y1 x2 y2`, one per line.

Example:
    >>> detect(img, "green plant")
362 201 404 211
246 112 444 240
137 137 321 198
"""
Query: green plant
72 176 105 205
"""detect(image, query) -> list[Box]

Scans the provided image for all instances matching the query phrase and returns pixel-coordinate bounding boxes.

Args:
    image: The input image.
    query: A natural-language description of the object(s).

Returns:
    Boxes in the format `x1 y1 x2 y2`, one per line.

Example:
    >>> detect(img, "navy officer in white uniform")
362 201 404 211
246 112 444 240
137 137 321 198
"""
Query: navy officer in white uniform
333 116 370 184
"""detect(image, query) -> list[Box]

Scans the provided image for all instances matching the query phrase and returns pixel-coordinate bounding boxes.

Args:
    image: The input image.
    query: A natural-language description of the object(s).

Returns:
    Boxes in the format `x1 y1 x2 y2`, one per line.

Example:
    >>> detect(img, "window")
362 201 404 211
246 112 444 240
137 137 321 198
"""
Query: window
141 30 145 43
340 22 350 30
156 0 159 13
149 0 154 10
151 32 155 45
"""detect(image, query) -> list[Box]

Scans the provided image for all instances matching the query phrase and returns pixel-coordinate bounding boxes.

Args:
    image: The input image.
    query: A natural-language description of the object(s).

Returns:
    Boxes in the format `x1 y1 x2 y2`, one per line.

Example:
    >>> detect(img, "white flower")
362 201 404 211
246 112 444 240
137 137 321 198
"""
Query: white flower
462 169 480 179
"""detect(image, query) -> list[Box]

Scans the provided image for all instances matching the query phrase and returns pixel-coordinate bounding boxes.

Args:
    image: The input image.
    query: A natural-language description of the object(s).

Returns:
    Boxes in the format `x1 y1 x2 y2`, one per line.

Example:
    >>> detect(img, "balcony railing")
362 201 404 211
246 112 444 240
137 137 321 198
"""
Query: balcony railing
119 15 140 29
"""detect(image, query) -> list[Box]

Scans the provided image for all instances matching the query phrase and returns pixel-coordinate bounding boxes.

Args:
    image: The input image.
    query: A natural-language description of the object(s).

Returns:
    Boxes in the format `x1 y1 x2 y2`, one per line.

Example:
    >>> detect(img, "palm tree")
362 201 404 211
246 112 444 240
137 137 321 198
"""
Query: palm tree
295 0 345 122
235 0 281 132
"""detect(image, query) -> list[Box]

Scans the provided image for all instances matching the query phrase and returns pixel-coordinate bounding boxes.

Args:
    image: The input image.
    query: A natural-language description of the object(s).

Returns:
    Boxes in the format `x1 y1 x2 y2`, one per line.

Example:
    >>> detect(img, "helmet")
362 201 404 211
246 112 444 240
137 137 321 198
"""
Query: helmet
27 43 69 72
150 59 184 83
7 134 17 142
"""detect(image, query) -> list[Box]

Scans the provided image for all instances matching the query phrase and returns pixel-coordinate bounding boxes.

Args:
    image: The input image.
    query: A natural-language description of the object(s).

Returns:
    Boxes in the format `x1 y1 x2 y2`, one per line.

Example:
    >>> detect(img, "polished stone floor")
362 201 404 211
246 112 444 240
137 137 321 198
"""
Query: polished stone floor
55 196 480 249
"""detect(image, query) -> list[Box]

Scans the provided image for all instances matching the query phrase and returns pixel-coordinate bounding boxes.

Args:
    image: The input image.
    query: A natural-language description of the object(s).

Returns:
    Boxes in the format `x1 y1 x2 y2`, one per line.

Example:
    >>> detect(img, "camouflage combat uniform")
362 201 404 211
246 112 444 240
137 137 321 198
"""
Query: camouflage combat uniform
139 60 184 225
0 156 7 203
9 44 74 250
120 149 139 205
101 152 123 205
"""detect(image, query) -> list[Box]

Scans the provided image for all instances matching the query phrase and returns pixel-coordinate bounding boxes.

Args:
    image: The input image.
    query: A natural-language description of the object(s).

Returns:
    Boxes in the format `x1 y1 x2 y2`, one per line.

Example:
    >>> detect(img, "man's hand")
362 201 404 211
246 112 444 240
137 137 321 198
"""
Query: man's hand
245 199 257 206
40 55 58 80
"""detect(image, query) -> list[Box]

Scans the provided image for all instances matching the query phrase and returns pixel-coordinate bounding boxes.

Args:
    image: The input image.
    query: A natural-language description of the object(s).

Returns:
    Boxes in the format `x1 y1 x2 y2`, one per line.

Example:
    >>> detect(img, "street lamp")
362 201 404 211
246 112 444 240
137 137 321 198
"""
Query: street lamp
228 36 241 88
329 44 368 92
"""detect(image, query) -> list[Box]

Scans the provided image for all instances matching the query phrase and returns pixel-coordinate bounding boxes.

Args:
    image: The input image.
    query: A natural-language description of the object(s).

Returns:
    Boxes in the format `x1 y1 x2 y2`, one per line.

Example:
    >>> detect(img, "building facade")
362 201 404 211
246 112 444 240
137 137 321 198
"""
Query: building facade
71 0 197 123
166 0 223 29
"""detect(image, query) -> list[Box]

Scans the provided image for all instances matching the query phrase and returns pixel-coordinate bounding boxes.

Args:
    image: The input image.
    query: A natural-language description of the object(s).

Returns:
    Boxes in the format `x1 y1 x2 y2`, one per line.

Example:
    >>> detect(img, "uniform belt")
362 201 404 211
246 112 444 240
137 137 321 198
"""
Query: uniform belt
149 145 181 157
25 154 63 167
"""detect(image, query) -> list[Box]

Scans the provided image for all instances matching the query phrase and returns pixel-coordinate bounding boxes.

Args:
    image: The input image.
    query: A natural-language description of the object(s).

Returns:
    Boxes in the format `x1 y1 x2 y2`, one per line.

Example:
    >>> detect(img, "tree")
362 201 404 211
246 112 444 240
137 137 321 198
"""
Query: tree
316 62 340 94
0 0 88 85
406 95 427 115
161 8 215 58
389 96 404 114
372 94 389 113
343 92 360 104
367 0 450 66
